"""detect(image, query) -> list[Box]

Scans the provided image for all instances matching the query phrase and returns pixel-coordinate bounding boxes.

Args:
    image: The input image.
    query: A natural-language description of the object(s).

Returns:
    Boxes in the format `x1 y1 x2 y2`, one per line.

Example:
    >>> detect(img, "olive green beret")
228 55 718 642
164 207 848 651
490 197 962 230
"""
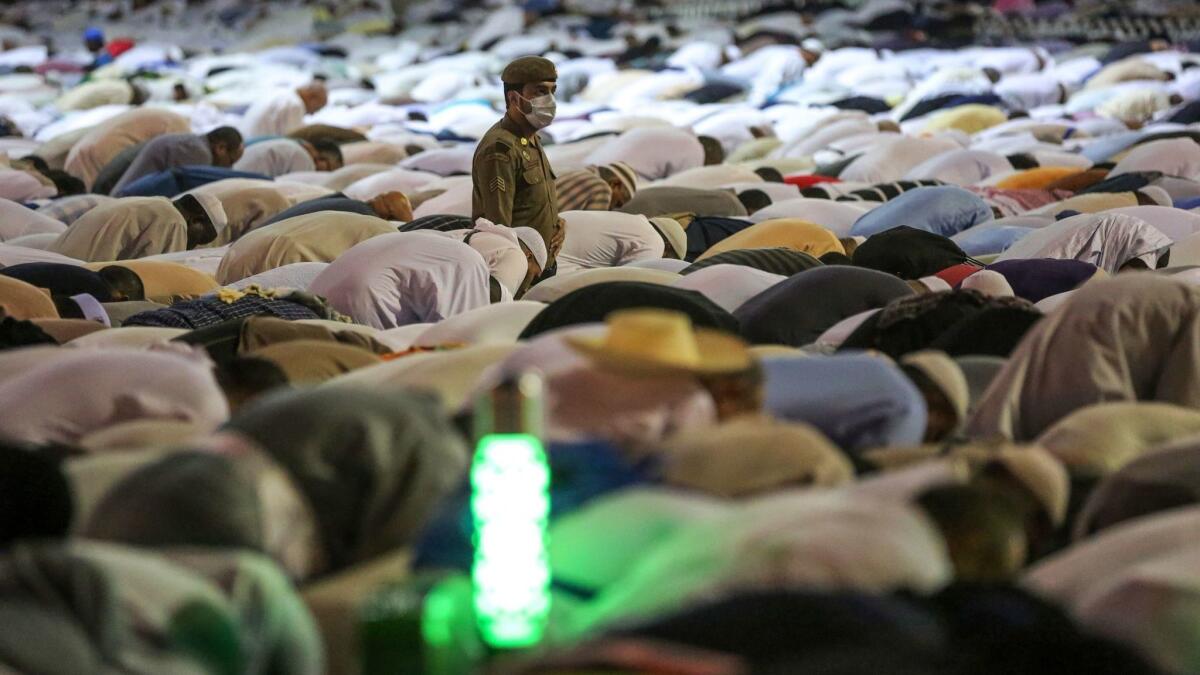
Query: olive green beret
501 56 557 85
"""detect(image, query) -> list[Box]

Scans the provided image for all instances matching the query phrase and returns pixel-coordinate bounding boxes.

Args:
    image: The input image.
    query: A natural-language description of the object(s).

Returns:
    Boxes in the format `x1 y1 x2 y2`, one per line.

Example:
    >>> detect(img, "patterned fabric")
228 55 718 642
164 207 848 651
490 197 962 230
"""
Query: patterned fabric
37 195 115 225
398 214 473 232
967 187 1074 218
556 168 613 212
682 247 823 277
123 294 320 329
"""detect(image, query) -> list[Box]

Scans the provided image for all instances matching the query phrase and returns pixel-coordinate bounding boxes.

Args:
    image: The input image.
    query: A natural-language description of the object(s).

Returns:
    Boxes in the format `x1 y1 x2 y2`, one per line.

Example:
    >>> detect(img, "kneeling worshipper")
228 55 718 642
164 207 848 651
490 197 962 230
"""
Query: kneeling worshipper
555 162 640 211
970 275 1200 442
62 107 192 189
555 211 687 273
105 126 246 197
50 194 228 262
309 231 495 329
437 218 548 297
234 138 339 178
260 191 413 227
215 211 396 284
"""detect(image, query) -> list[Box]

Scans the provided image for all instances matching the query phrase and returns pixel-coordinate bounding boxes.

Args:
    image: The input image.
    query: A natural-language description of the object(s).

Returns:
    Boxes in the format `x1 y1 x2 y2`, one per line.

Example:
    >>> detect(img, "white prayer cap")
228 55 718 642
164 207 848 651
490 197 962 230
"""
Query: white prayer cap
514 227 547 271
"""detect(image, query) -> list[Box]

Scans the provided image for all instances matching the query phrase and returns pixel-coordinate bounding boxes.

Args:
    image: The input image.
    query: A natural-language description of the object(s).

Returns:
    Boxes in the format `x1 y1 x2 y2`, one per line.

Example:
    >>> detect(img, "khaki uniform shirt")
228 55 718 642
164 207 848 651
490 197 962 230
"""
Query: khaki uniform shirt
471 116 558 241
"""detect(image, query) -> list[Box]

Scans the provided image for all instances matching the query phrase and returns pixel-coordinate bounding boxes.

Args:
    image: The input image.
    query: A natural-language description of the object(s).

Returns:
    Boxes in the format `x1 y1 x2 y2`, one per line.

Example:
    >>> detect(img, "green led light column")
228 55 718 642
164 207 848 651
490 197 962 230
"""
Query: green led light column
470 372 552 650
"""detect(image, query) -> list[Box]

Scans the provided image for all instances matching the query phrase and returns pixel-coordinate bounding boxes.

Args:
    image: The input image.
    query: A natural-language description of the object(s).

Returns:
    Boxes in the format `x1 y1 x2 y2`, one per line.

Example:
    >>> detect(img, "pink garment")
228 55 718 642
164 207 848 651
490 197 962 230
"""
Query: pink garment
0 347 229 444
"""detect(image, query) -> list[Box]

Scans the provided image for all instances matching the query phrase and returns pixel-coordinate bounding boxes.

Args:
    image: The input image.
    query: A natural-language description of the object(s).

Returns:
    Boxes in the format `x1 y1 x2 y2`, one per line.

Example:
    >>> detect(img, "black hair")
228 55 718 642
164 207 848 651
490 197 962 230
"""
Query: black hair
819 251 854 266
754 167 784 183
0 316 58 350
738 189 772 214
215 356 289 397
698 135 725 165
98 265 146 301
46 170 85 196
310 139 343 164
1007 153 1039 170
205 126 243 150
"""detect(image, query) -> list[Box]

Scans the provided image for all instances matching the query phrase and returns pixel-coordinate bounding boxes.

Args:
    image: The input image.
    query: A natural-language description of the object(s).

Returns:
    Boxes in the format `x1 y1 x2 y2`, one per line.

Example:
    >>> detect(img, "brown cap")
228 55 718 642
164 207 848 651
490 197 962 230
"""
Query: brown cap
501 56 557 85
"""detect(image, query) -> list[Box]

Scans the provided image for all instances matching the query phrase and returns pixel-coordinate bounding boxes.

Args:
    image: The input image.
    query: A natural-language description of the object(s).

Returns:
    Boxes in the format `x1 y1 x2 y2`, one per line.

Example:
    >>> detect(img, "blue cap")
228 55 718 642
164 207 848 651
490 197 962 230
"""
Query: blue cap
84 27 104 42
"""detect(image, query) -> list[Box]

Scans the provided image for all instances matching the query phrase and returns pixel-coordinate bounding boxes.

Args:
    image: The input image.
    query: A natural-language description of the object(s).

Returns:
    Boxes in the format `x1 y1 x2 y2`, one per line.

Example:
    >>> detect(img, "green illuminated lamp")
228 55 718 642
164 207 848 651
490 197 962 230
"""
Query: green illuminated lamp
470 373 552 649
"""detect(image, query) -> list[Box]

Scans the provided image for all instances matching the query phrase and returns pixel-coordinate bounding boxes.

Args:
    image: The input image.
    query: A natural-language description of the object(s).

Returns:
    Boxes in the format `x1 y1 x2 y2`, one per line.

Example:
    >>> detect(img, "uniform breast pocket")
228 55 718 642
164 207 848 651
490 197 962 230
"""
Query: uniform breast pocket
522 166 544 186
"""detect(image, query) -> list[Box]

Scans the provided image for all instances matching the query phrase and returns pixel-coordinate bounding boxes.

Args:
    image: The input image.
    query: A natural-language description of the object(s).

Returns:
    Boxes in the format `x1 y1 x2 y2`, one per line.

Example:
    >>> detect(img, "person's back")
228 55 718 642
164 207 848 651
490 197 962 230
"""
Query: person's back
111 133 211 196
64 108 191 188
52 197 187 262
261 196 374 228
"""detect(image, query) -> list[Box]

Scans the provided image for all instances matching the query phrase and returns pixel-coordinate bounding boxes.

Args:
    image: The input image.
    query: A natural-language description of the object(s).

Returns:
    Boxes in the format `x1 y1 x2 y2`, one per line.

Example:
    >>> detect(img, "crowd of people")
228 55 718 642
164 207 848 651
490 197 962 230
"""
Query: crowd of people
3 0 1200 673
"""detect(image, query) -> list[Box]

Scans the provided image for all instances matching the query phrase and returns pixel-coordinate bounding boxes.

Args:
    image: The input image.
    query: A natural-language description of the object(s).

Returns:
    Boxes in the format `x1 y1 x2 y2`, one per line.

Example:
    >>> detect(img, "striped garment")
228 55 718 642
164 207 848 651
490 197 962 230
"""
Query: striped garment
37 195 115 225
556 169 613 212
800 180 944 203
682 247 823 277
399 214 474 232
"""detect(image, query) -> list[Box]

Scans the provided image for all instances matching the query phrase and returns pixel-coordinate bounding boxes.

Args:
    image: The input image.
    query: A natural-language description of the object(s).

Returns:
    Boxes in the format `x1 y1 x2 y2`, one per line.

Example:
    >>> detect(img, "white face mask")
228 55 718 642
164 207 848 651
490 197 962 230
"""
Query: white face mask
517 92 556 129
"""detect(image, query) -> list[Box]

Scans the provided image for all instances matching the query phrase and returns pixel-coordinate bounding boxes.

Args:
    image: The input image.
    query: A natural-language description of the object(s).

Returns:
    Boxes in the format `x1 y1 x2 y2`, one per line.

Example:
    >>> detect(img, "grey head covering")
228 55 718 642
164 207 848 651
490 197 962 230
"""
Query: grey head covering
224 387 469 571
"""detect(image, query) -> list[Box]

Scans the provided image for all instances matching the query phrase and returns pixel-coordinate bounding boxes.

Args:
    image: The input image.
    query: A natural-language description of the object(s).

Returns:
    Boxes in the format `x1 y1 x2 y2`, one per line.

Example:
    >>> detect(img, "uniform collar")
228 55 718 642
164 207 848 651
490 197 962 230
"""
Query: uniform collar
501 113 539 144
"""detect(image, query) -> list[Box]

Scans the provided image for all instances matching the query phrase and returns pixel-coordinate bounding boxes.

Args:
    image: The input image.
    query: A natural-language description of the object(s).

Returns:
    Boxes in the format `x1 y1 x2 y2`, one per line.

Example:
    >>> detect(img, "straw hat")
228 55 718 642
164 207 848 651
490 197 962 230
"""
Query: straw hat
566 309 751 375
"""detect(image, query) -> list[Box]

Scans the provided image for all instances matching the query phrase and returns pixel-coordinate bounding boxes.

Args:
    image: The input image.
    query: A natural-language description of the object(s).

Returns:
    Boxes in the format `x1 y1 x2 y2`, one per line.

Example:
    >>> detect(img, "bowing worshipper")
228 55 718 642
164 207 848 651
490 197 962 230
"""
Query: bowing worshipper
996 212 1172 274
567 309 767 424
222 387 467 578
0 347 229 445
672 265 787 314
619 185 749 219
51 194 227 263
234 138 341 177
215 211 396 284
106 126 245 196
519 281 738 340
583 127 708 182
969 275 1200 443
204 185 293 247
1073 436 1200 539
260 191 412 227
0 263 144 303
250 341 382 384
736 266 914 348
54 77 147 112
239 81 329 140
1036 403 1200 480
853 227 975 280
554 211 687 274
309 231 495 329
0 540 324 675
37 194 116 226
555 162 639 211
695 219 845 262
471 56 560 247
62 107 191 188
120 285 335 330
0 198 66 243
439 219 547 298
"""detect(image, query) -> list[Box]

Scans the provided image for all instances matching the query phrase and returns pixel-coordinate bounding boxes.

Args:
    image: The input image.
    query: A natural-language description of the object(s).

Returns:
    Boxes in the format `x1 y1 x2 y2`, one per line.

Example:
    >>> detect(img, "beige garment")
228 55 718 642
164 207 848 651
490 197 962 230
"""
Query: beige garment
216 211 395 284
52 197 187 262
325 344 517 411
206 186 292 247
524 267 681 304
0 275 58 320
968 276 1200 442
84 259 219 302
239 316 393 356
697 219 844 261
1084 57 1170 90
64 108 191 188
655 414 854 497
1036 402 1200 476
1027 191 1139 217
340 141 408 166
252 340 382 384
69 326 186 349
55 79 133 111
36 125 96 170
77 419 209 454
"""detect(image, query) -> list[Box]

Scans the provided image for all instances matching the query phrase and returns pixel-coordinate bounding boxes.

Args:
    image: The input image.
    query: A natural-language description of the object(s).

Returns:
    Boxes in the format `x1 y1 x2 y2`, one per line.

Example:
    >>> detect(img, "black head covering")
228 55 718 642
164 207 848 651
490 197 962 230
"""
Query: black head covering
0 263 114 302
519 281 738 339
0 317 58 350
683 247 823 277
735 266 913 346
685 216 754 261
839 290 1034 359
1078 171 1161 195
0 443 73 546
929 305 1044 357
853 226 970 280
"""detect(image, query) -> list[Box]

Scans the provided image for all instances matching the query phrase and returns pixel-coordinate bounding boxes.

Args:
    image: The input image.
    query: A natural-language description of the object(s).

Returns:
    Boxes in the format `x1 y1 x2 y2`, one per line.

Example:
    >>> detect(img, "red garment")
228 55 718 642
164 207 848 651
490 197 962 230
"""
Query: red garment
784 174 840 189
106 39 136 58
937 262 983 287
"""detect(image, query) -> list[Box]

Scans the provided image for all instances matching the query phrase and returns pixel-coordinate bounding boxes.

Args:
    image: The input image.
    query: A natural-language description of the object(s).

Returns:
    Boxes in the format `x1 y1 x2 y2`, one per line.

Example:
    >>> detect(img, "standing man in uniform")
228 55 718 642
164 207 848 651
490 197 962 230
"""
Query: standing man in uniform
472 56 565 270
